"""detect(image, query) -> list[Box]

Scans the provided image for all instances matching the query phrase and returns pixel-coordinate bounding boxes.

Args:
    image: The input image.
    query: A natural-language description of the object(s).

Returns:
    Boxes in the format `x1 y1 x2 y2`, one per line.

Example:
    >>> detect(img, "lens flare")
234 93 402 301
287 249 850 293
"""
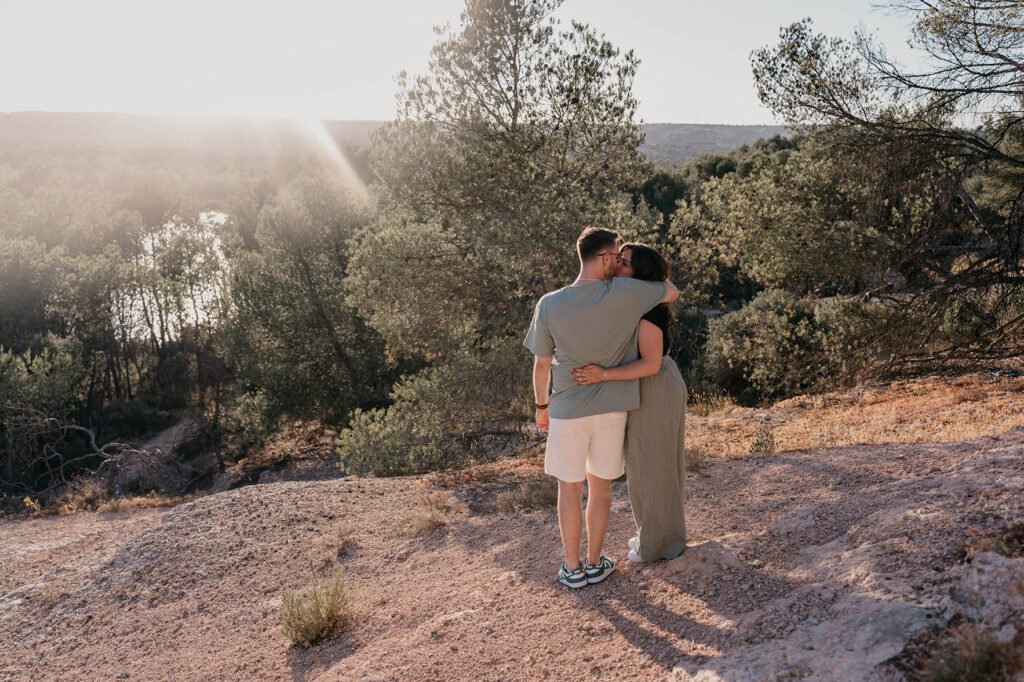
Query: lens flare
293 117 371 204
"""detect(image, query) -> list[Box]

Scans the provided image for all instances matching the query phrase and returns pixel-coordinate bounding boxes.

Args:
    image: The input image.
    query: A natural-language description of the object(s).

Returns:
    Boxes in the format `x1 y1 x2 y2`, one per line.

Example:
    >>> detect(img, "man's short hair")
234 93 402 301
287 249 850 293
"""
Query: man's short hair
577 227 620 262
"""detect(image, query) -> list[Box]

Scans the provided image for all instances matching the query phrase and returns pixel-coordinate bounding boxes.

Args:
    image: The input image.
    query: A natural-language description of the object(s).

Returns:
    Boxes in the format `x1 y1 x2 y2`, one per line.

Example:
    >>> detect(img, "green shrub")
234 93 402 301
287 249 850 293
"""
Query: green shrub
813 295 937 381
235 390 276 448
0 333 85 419
703 290 936 405
279 571 353 647
704 290 826 405
337 342 531 476
1 334 87 494
667 308 710 376
749 427 776 454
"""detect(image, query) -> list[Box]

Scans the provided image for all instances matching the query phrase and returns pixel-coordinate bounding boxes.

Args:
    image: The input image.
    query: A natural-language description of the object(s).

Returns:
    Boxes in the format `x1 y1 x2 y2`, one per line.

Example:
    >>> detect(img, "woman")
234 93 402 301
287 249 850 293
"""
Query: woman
571 243 688 562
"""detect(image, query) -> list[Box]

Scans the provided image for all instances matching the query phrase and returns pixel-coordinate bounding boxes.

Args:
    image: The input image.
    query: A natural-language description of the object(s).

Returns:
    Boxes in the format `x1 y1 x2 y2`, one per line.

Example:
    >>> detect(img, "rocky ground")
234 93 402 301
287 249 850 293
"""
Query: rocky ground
1 375 1023 681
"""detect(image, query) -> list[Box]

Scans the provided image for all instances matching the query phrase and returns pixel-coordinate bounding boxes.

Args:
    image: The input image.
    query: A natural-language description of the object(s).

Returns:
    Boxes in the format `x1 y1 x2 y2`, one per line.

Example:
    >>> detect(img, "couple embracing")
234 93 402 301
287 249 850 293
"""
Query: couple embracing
524 226 688 589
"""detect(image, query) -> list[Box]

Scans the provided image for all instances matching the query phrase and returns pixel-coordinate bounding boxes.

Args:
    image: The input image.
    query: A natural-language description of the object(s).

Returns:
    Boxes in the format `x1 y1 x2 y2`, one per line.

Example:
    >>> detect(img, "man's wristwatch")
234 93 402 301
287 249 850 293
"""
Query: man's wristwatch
535 402 549 410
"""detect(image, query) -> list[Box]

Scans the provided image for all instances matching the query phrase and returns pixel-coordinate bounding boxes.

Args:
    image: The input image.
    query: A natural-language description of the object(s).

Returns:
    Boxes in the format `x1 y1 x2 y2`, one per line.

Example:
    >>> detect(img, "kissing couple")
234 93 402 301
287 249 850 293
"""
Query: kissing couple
524 226 688 588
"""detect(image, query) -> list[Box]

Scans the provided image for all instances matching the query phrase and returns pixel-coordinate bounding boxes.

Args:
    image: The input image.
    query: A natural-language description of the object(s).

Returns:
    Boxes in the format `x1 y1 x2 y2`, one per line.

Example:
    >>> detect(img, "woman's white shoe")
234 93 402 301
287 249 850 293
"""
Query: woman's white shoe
627 536 638 551
627 549 644 562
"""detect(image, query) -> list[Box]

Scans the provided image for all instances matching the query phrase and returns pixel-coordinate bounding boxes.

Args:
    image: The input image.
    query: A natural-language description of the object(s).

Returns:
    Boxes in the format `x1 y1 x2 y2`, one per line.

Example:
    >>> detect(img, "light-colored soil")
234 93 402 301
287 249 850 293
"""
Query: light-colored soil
1 375 1022 681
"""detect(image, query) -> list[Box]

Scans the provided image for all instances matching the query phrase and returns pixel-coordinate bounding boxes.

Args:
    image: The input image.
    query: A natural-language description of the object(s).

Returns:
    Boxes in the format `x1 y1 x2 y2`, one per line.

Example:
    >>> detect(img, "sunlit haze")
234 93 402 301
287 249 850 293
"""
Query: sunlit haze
1 0 918 123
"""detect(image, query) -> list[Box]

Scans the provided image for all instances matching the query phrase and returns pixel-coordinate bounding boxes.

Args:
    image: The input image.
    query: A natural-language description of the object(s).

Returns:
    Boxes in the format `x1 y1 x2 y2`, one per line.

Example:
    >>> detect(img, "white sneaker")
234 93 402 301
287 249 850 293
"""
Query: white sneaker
627 536 638 551
627 549 644 563
584 556 616 584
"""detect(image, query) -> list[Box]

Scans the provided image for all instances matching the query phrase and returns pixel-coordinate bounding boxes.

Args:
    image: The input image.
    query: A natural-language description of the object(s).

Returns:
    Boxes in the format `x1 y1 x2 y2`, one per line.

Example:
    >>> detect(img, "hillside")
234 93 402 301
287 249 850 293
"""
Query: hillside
0 112 787 169
1 373 1022 681
640 123 788 166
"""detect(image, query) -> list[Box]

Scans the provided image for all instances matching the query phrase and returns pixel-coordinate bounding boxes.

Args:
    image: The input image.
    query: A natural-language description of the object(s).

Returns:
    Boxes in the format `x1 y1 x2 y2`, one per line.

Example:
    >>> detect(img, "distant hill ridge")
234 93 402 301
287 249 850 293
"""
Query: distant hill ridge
640 122 788 165
0 112 787 167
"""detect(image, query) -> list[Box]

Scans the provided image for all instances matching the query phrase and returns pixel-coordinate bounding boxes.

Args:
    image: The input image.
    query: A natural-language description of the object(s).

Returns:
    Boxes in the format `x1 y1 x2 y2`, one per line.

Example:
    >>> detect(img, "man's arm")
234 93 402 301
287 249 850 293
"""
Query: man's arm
571 321 663 384
533 355 553 432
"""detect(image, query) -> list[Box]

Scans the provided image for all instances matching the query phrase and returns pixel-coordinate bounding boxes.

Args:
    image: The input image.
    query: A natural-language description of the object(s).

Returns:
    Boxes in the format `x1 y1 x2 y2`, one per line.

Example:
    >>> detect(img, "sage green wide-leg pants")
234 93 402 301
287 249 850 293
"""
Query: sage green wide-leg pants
626 355 688 561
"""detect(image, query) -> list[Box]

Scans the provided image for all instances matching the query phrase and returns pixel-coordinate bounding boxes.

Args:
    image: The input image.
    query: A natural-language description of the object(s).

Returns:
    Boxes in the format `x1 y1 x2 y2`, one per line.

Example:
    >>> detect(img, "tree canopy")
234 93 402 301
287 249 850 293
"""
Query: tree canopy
340 0 653 474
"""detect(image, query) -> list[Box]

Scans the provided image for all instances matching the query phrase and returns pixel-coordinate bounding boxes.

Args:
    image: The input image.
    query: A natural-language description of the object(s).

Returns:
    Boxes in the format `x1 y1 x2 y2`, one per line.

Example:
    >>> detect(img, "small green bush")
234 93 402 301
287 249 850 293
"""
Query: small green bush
704 290 826 405
279 571 353 647
667 308 711 376
703 290 932 406
236 390 276 448
749 427 776 455
337 342 531 476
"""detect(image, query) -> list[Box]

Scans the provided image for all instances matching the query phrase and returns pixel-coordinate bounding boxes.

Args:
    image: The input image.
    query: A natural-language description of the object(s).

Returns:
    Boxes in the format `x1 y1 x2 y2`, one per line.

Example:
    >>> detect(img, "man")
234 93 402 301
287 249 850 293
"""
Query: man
524 227 679 588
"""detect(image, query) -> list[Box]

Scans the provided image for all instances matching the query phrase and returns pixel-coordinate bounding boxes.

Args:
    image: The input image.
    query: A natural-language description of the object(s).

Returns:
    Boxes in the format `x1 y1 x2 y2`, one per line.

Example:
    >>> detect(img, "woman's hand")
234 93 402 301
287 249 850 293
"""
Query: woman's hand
572 364 606 385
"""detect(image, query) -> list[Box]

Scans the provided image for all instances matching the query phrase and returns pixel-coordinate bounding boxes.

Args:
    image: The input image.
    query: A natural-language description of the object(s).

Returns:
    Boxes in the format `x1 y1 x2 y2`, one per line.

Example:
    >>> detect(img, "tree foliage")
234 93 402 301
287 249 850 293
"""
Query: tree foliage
223 172 390 423
0 158 384 495
749 2 1024 363
341 0 652 472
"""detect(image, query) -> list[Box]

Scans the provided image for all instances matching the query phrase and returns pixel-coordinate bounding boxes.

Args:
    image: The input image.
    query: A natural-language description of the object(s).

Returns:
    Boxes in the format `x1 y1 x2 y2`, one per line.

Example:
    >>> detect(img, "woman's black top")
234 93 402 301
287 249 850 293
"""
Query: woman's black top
641 305 670 356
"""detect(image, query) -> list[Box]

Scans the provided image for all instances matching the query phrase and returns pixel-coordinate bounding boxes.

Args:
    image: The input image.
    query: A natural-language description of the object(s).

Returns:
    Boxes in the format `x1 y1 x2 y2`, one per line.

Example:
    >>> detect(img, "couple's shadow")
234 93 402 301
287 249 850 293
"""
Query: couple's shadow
584 540 798 671
499 521 790 670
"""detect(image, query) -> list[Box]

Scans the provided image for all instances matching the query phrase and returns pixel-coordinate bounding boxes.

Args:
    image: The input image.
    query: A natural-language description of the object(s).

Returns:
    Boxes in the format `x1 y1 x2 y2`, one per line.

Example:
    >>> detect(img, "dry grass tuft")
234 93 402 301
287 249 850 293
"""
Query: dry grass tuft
57 475 110 514
22 496 42 515
96 498 123 513
427 468 495 487
918 622 1021 682
413 491 465 531
496 478 559 512
688 387 735 417
90 492 198 515
688 373 1024 459
279 570 353 647
51 476 195 517
315 519 358 564
685 446 705 473
117 492 198 511
330 519 357 548
33 582 63 607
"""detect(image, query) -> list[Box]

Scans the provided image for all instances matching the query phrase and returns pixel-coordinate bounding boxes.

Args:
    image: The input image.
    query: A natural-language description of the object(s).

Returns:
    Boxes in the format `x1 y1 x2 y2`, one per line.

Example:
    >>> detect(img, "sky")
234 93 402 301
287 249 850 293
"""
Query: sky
0 0 921 125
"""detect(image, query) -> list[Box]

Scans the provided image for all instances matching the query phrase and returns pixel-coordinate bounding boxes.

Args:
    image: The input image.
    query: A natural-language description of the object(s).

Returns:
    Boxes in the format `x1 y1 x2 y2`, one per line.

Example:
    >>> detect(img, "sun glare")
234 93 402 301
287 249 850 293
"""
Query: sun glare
293 117 371 204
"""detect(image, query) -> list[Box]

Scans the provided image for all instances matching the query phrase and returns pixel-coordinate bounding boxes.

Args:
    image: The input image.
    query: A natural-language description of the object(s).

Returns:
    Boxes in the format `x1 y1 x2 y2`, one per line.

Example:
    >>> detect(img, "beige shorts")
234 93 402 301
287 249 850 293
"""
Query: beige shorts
545 411 628 483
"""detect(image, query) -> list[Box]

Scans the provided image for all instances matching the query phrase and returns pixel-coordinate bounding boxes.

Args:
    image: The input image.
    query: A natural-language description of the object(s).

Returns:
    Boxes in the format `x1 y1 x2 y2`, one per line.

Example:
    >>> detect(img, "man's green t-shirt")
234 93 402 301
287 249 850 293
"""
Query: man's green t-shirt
524 277 668 420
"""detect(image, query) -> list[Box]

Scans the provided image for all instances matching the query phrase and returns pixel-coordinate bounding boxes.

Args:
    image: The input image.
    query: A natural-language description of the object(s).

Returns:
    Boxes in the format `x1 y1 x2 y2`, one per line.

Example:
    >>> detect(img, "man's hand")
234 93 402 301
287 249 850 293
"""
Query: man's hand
535 406 549 432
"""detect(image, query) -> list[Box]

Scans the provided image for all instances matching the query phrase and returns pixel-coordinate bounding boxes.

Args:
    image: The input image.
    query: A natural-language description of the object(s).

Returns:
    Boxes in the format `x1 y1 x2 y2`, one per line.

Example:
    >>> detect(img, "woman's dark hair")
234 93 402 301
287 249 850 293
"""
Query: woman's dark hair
620 242 675 319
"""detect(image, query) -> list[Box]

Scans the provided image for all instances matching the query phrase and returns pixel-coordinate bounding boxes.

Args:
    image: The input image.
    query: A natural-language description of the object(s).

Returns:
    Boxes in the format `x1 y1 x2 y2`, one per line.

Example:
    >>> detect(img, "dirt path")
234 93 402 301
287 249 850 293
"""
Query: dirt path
3 419 1022 681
